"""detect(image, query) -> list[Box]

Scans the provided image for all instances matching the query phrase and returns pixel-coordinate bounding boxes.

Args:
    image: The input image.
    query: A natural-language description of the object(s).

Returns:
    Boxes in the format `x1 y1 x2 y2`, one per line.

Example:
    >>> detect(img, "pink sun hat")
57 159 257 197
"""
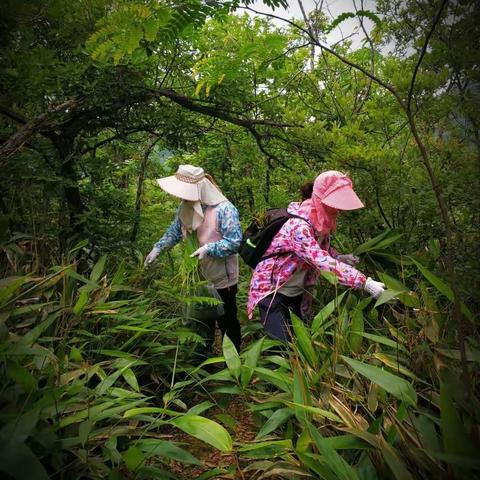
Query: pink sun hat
314 171 364 210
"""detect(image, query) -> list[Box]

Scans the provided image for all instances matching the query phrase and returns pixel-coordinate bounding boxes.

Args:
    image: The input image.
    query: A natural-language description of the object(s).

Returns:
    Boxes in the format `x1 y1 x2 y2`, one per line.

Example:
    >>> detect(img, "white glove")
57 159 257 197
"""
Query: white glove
364 277 385 299
190 245 209 260
336 254 360 266
144 247 161 267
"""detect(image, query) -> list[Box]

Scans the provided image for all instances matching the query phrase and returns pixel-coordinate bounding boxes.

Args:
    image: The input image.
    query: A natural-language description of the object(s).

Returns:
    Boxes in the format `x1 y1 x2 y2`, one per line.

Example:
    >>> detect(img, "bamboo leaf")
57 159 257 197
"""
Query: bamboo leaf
170 415 233 452
90 255 107 282
241 337 264 387
122 368 140 392
440 380 478 459
73 290 89 315
6 362 37 393
291 313 317 367
411 258 474 321
136 439 202 465
374 289 402 308
307 422 361 480
349 309 364 353
256 408 293 440
312 291 347 333
342 356 417 406
361 332 408 353
222 334 241 380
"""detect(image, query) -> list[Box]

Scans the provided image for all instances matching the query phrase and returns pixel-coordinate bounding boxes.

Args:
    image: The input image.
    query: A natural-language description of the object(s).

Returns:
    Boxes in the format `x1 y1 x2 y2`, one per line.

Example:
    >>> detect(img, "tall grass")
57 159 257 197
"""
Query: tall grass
1 231 478 479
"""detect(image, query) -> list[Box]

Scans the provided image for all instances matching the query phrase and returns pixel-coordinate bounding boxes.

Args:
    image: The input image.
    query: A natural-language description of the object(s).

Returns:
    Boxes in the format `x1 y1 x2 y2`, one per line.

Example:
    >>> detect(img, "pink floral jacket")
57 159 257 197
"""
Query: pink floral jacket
247 202 367 319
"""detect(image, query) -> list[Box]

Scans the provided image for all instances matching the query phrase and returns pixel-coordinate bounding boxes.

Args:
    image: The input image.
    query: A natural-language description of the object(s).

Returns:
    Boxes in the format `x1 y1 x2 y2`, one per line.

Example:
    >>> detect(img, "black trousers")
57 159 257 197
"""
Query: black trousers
258 292 303 342
202 284 241 353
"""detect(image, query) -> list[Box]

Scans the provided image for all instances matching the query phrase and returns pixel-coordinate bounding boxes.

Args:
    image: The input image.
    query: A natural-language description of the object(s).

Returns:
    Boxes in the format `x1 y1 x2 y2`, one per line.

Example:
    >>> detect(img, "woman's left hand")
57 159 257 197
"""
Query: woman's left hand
191 245 209 260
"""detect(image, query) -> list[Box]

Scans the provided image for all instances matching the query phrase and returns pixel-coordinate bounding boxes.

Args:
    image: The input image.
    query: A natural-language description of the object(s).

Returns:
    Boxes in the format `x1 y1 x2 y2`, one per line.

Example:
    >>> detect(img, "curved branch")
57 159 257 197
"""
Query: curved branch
144 87 300 129
0 99 79 163
407 0 449 112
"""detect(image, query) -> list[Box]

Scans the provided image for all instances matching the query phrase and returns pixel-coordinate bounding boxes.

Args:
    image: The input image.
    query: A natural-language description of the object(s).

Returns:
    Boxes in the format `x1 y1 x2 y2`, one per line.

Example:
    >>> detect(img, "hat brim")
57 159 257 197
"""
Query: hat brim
322 186 364 210
156 176 200 201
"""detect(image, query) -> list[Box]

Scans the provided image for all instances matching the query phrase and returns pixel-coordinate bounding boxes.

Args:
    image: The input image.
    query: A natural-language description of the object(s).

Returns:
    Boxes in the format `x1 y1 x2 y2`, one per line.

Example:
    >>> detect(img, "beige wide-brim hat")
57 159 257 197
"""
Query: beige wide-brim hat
156 164 226 205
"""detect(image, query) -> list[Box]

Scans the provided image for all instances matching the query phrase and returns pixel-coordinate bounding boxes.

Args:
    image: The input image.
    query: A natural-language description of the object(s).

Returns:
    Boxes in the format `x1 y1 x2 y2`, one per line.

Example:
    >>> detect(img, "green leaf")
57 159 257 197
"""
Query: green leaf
326 12 356 33
123 407 177 418
374 289 402 308
90 255 107 282
342 356 417 406
322 435 370 450
136 439 202 465
291 313 317 367
0 441 50 480
170 415 232 452
122 368 140 392
214 413 237 430
349 309 364 353
212 385 242 394
440 380 478 458
79 420 93 447
283 402 342 423
307 422 361 480
372 353 417 380
361 332 408 353
187 401 214 416
345 428 414 480
312 292 347 333
292 364 312 426
411 259 474 321
6 362 37 393
123 446 146 471
241 337 264 387
256 408 293 439
355 229 402 255
411 259 452 299
254 367 292 392
319 270 339 285
0 276 30 307
222 334 241 380
73 290 89 315
238 439 292 458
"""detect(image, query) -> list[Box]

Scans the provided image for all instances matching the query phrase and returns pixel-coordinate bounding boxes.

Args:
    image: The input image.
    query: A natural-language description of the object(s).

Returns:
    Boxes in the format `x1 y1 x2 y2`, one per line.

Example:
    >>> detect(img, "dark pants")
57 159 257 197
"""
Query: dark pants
203 284 241 353
258 292 303 342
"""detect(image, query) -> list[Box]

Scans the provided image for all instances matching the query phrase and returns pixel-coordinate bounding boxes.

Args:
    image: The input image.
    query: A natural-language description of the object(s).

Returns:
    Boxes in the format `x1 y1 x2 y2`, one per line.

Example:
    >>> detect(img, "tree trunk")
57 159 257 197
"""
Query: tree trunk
54 136 85 242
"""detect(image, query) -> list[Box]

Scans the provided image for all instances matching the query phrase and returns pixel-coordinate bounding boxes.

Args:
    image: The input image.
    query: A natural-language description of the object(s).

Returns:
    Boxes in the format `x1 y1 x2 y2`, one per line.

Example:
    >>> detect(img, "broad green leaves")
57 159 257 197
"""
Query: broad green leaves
291 313 317 367
342 356 417 406
170 415 233 452
223 334 241 380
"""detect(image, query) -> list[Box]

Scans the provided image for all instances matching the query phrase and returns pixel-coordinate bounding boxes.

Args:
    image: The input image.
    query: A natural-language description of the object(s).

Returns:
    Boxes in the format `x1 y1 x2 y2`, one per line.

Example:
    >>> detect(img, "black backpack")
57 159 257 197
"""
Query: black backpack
239 208 310 269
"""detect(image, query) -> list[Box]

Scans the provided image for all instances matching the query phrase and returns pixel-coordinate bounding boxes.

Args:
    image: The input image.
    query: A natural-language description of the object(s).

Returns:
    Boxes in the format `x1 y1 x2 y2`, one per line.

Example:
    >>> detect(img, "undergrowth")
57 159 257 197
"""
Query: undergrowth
0 232 479 479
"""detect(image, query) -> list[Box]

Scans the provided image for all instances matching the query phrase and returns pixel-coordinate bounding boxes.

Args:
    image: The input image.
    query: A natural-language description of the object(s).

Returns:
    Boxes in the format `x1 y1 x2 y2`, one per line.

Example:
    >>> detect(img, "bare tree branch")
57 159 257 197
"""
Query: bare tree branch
0 99 80 162
144 87 300 128
406 0 449 113
352 0 375 115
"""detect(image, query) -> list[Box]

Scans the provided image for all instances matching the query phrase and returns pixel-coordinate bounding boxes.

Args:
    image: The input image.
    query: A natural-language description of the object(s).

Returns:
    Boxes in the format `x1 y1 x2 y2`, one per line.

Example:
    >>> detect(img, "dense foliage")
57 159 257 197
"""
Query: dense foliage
1 0 479 479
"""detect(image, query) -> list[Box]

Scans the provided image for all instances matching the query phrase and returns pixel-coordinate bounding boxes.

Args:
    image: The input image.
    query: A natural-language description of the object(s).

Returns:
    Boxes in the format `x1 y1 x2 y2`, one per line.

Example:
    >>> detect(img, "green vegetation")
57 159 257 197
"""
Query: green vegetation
1 1 479 479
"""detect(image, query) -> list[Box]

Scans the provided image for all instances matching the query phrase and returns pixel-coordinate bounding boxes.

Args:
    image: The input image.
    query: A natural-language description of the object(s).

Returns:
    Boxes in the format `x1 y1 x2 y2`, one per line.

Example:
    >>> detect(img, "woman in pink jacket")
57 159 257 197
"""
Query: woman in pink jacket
247 171 385 342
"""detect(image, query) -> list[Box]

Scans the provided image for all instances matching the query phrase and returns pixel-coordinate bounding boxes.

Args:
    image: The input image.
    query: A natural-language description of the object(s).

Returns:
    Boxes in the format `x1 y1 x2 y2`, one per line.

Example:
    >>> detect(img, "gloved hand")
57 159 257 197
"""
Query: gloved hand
364 277 385 298
144 247 161 267
336 254 360 266
190 245 209 260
